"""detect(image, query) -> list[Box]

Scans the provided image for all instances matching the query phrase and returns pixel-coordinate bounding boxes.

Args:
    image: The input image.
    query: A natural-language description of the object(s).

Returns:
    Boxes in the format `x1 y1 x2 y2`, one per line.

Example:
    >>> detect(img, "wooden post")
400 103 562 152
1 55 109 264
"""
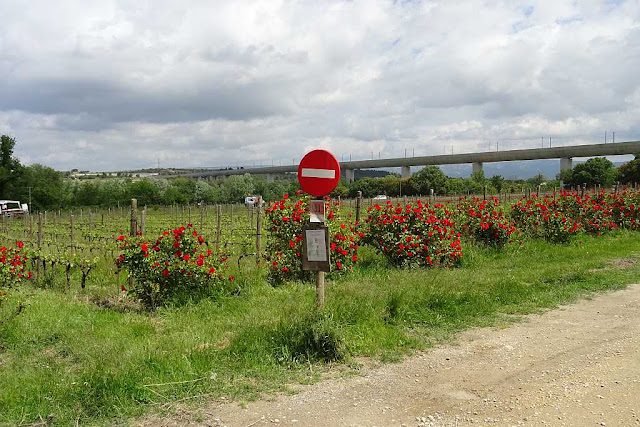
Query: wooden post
188 204 191 224
130 199 138 236
29 214 34 238
70 214 75 256
199 204 204 231
140 206 147 234
215 204 221 253
255 197 262 264
88 213 93 242
355 191 362 226
128 199 138 291
37 213 43 249
316 271 325 310
483 186 487 201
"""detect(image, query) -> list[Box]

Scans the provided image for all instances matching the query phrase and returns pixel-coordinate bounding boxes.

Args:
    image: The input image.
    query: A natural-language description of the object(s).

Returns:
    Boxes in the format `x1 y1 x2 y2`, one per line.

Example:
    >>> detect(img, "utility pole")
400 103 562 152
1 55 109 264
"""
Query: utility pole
28 186 32 208
613 131 615 143
605 131 607 144
549 137 552 148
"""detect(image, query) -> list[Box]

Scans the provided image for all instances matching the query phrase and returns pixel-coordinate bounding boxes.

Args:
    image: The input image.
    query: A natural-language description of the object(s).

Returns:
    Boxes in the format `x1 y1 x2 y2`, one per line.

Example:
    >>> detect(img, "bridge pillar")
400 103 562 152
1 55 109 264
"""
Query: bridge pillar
560 157 573 172
344 168 355 183
401 166 411 178
472 162 483 174
266 173 275 183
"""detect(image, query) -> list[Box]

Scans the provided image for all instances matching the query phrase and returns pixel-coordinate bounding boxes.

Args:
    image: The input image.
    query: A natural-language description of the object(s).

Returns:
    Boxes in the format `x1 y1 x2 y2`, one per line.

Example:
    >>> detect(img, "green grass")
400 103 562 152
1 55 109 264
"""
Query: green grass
1 231 640 425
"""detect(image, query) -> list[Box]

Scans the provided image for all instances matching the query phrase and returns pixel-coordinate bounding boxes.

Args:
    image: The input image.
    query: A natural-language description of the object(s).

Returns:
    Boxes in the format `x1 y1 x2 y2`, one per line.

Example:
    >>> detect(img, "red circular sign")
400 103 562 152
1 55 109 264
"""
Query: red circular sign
297 150 341 197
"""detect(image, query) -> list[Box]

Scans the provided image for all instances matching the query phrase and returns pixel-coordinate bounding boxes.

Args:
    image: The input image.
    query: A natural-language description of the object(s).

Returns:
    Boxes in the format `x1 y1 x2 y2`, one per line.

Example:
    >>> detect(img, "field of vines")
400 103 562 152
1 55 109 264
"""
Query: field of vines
0 203 264 292
1 188 640 425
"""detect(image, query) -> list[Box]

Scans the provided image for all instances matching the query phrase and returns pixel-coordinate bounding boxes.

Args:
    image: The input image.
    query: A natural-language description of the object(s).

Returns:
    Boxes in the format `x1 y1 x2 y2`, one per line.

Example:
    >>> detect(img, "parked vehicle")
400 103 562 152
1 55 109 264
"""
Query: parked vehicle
373 195 388 201
0 200 29 217
244 196 262 207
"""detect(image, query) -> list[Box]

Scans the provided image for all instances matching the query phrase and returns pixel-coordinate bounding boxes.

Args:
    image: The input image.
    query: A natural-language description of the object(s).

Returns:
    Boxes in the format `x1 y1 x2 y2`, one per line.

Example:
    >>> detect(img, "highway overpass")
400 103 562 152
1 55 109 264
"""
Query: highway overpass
178 140 640 183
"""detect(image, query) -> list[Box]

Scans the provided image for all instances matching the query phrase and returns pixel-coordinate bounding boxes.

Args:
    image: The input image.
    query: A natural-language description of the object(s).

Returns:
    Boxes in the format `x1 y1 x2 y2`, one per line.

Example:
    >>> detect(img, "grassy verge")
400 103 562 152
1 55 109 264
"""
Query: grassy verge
1 231 639 425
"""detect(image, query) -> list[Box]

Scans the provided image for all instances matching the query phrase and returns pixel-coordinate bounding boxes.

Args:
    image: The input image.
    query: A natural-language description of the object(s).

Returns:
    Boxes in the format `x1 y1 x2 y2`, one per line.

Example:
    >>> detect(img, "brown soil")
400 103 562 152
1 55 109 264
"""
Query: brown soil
138 284 640 427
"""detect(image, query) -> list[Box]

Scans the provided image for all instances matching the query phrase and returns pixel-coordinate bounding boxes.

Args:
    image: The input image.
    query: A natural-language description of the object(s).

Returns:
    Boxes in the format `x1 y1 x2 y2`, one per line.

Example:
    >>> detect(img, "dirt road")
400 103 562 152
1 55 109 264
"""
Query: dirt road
141 285 640 427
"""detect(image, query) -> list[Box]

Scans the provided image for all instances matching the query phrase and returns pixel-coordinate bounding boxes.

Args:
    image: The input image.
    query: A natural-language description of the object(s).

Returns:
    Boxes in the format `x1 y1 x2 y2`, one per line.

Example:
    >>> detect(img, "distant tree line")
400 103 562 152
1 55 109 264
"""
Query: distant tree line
2 135 639 211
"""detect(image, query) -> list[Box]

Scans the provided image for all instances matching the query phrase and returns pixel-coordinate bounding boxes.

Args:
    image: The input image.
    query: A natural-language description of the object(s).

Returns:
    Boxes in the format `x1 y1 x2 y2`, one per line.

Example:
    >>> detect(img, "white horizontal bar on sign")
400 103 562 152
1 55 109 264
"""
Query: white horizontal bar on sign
301 168 335 179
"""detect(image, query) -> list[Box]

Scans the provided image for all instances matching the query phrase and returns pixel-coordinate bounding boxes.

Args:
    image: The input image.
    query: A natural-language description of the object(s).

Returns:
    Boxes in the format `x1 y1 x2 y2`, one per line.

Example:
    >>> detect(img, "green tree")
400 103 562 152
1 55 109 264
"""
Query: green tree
527 173 547 187
348 177 385 198
470 170 486 185
557 169 573 188
0 135 23 198
380 175 402 197
618 153 640 184
567 157 618 187
218 174 255 203
127 179 162 206
444 177 467 195
11 164 66 210
409 166 448 195
489 175 505 193
330 182 349 199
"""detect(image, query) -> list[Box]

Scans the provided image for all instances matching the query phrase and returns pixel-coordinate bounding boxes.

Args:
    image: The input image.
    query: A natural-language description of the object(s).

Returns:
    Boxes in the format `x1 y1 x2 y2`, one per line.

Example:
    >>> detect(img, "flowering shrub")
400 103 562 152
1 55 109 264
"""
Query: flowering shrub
264 194 359 285
1 241 31 321
510 190 640 242
364 200 462 268
455 197 518 248
1 241 32 289
605 189 640 230
116 224 231 308
511 196 581 243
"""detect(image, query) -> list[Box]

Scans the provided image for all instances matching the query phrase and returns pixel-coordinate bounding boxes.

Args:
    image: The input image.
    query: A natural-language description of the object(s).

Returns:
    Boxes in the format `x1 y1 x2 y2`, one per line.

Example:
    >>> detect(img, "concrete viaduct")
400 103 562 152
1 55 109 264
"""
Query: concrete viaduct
179 141 640 183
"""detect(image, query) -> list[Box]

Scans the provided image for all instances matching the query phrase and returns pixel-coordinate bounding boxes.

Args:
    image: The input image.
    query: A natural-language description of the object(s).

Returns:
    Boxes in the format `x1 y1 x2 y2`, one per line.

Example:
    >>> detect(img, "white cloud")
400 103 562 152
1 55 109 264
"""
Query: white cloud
1 0 639 171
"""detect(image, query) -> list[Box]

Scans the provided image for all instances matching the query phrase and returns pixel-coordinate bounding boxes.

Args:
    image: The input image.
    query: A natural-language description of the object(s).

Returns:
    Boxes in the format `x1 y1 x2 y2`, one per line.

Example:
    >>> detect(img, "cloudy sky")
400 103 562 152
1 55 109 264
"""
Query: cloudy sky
1 0 639 171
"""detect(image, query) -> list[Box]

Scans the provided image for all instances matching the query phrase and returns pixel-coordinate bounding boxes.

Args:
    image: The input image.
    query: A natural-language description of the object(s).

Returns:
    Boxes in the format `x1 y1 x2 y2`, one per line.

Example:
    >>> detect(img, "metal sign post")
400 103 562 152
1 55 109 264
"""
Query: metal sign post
297 150 340 310
302 206 330 310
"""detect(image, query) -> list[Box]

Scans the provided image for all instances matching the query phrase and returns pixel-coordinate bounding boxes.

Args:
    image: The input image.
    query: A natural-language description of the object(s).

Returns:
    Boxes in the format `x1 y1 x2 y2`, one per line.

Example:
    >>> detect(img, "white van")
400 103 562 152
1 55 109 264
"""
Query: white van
0 200 29 217
244 196 260 207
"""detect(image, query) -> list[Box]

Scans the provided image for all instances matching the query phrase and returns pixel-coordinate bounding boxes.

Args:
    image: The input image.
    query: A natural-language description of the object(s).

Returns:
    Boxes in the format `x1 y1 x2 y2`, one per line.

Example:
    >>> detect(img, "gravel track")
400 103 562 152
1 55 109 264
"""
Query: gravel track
139 284 640 427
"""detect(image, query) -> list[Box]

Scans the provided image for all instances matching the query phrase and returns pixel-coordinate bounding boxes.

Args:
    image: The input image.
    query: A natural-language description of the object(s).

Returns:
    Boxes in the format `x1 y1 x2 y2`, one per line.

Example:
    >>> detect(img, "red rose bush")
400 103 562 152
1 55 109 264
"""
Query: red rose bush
264 194 359 285
364 200 462 268
116 224 230 308
455 197 518 248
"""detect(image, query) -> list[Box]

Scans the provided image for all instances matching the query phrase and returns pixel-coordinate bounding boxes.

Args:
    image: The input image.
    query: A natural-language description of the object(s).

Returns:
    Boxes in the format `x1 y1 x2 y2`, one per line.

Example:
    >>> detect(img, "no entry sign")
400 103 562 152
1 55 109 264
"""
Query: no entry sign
297 150 341 197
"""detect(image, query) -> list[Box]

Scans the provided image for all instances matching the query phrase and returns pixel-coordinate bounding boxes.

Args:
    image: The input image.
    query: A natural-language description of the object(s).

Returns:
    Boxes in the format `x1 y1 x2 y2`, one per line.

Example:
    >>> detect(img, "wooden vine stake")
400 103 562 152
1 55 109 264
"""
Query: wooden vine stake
355 191 362 227
255 197 262 264
70 214 75 257
140 206 147 235
128 199 138 291
215 205 222 253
